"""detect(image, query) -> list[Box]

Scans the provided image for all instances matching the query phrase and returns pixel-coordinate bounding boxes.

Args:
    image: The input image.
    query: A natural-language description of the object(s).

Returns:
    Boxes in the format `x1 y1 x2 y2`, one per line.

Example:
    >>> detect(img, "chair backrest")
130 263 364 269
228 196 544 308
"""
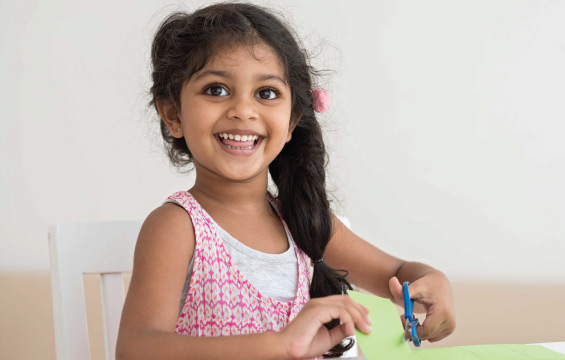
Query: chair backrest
48 220 142 360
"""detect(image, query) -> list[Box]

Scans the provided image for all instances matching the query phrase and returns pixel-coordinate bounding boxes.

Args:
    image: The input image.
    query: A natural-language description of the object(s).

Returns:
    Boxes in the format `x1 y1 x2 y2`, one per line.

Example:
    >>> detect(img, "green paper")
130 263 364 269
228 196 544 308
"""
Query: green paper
349 290 416 359
348 291 565 360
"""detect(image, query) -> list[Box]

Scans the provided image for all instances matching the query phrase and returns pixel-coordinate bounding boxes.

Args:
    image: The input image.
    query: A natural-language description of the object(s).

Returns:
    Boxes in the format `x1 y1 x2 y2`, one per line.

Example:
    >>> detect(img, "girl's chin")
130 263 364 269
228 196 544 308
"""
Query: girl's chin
211 164 269 183
192 154 274 183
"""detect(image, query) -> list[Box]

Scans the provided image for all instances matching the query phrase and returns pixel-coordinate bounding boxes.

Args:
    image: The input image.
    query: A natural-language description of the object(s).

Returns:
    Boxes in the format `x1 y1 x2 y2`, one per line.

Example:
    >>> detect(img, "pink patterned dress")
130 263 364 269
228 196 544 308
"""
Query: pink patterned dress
166 190 312 337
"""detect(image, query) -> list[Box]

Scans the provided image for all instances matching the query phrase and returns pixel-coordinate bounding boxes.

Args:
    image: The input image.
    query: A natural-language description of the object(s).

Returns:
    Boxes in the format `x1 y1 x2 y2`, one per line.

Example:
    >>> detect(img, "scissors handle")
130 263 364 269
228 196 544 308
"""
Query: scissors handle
402 282 413 316
402 282 421 347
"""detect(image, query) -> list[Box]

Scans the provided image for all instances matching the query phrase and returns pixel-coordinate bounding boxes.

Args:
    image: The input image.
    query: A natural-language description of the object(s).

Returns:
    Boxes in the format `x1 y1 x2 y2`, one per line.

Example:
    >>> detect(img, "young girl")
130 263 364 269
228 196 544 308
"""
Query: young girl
116 3 455 359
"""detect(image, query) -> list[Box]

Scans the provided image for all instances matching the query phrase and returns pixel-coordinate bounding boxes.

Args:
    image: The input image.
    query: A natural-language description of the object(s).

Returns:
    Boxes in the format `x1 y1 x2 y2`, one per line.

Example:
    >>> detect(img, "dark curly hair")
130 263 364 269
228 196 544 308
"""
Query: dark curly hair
149 2 353 357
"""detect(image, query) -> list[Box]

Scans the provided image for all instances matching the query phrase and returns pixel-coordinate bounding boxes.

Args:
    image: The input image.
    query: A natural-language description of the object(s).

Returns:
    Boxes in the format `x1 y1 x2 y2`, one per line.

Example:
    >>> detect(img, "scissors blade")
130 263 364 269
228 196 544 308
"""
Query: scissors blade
403 322 412 341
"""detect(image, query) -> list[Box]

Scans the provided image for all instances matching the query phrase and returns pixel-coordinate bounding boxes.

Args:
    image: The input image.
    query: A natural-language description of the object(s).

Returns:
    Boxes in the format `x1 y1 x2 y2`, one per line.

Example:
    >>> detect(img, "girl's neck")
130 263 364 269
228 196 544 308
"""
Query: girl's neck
189 169 272 216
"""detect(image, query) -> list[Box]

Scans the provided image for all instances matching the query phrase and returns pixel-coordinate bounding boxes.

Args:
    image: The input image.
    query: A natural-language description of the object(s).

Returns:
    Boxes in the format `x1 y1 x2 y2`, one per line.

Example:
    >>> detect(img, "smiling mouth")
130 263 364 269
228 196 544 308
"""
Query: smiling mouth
215 133 263 150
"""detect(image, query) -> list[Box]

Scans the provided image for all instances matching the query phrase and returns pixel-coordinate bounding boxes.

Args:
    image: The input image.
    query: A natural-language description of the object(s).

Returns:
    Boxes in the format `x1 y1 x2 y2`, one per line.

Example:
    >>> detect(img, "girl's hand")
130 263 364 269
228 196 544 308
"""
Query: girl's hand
280 295 372 359
389 272 456 343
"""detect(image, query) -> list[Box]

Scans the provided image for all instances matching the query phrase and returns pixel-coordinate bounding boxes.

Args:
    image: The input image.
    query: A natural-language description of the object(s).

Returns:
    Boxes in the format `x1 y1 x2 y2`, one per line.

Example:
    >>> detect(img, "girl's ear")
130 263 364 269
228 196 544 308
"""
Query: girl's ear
156 99 183 138
286 113 301 143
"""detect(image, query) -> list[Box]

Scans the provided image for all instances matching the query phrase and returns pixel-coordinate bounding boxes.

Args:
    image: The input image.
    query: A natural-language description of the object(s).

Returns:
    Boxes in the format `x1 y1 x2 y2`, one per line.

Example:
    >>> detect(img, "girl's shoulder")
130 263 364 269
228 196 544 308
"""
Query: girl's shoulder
135 202 196 264
149 201 194 229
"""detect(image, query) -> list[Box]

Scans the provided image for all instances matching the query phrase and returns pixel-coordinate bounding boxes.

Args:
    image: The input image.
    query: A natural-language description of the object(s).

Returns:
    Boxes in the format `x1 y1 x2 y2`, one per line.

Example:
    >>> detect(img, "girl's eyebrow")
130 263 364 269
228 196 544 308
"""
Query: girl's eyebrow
193 70 230 82
258 74 289 86
193 69 288 86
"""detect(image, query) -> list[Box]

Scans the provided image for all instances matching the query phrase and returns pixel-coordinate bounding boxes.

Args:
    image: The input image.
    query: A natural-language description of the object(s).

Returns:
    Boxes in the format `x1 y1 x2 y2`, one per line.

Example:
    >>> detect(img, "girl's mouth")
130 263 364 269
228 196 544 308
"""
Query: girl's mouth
214 133 263 153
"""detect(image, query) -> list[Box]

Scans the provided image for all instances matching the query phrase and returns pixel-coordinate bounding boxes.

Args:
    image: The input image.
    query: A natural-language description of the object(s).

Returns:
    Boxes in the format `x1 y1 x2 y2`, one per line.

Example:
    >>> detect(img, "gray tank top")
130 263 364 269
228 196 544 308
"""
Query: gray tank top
176 216 299 316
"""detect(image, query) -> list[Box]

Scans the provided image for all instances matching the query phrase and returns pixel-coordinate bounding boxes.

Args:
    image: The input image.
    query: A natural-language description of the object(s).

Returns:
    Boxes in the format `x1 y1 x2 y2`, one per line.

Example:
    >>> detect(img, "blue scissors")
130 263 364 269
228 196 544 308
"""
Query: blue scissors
402 281 421 347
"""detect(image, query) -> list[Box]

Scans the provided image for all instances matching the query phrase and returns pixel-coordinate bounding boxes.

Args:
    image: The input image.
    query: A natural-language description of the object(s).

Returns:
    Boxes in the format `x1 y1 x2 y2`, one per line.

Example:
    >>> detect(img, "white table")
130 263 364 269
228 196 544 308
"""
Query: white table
535 342 565 355
345 342 565 359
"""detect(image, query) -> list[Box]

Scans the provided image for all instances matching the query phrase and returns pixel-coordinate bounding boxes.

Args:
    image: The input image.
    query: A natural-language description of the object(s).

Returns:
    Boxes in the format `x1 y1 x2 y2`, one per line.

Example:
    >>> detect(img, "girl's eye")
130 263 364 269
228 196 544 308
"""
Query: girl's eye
205 85 228 97
255 88 278 100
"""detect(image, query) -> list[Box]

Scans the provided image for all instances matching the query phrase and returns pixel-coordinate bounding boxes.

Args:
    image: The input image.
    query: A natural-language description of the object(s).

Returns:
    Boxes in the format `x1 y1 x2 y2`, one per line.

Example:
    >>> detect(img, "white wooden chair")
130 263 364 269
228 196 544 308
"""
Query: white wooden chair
48 220 142 360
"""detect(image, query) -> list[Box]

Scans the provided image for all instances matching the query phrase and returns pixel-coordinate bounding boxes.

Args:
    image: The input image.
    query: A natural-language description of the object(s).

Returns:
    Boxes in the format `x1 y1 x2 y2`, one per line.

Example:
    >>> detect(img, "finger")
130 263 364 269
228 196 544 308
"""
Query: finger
427 315 455 343
322 299 357 335
339 309 357 336
416 312 444 341
343 298 372 334
406 279 431 304
344 295 371 316
323 295 372 334
400 314 413 338
399 314 407 328
327 323 353 348
341 296 372 329
399 315 412 341
428 330 451 343
388 276 403 300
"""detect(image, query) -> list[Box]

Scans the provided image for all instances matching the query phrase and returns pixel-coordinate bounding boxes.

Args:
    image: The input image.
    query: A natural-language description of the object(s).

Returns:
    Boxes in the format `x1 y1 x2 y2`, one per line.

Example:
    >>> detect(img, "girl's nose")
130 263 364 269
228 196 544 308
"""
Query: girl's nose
226 94 258 121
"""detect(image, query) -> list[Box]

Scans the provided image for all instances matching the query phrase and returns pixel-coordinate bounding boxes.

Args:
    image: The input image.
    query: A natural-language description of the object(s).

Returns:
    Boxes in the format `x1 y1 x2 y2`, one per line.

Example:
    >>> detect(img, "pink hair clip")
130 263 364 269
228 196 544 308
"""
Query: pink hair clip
311 88 331 113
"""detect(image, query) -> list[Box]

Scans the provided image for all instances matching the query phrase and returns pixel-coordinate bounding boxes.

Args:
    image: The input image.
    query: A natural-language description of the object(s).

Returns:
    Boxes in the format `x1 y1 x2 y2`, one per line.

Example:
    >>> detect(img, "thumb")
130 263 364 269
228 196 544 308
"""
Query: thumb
388 276 403 301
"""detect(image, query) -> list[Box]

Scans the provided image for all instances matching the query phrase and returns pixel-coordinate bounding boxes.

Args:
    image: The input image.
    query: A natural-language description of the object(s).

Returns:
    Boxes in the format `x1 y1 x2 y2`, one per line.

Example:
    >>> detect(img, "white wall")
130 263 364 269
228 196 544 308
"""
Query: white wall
1 0 564 283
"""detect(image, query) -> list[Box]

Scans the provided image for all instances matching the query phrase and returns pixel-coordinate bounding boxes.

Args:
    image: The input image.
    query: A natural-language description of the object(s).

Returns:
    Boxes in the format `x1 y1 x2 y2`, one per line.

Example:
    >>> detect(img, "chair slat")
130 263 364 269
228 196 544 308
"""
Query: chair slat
100 273 125 360
49 228 92 360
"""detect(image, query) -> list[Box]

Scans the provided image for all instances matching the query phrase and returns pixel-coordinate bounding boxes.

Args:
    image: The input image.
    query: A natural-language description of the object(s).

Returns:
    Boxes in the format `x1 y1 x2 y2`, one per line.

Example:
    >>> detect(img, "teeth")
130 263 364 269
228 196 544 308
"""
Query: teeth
224 144 255 150
219 133 259 141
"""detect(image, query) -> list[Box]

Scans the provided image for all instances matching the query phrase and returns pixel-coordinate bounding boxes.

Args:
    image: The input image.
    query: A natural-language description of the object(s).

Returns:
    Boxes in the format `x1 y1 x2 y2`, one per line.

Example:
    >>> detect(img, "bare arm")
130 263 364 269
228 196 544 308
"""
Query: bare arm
115 205 372 359
324 215 456 342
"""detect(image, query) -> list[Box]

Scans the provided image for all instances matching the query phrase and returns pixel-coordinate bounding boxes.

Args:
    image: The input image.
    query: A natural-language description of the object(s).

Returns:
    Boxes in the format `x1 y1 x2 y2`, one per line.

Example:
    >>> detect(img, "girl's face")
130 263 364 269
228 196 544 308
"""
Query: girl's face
176 42 294 183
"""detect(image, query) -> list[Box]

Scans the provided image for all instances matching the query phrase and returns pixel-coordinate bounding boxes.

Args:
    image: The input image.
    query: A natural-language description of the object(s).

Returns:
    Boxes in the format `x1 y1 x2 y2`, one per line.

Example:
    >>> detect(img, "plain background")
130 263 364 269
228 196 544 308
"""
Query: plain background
2 0 564 281
1 0 564 358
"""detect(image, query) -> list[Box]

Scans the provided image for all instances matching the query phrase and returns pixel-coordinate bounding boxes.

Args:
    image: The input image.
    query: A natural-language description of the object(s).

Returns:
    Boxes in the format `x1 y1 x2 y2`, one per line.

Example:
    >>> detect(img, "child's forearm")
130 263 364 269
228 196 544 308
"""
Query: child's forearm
116 329 289 360
394 261 438 284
